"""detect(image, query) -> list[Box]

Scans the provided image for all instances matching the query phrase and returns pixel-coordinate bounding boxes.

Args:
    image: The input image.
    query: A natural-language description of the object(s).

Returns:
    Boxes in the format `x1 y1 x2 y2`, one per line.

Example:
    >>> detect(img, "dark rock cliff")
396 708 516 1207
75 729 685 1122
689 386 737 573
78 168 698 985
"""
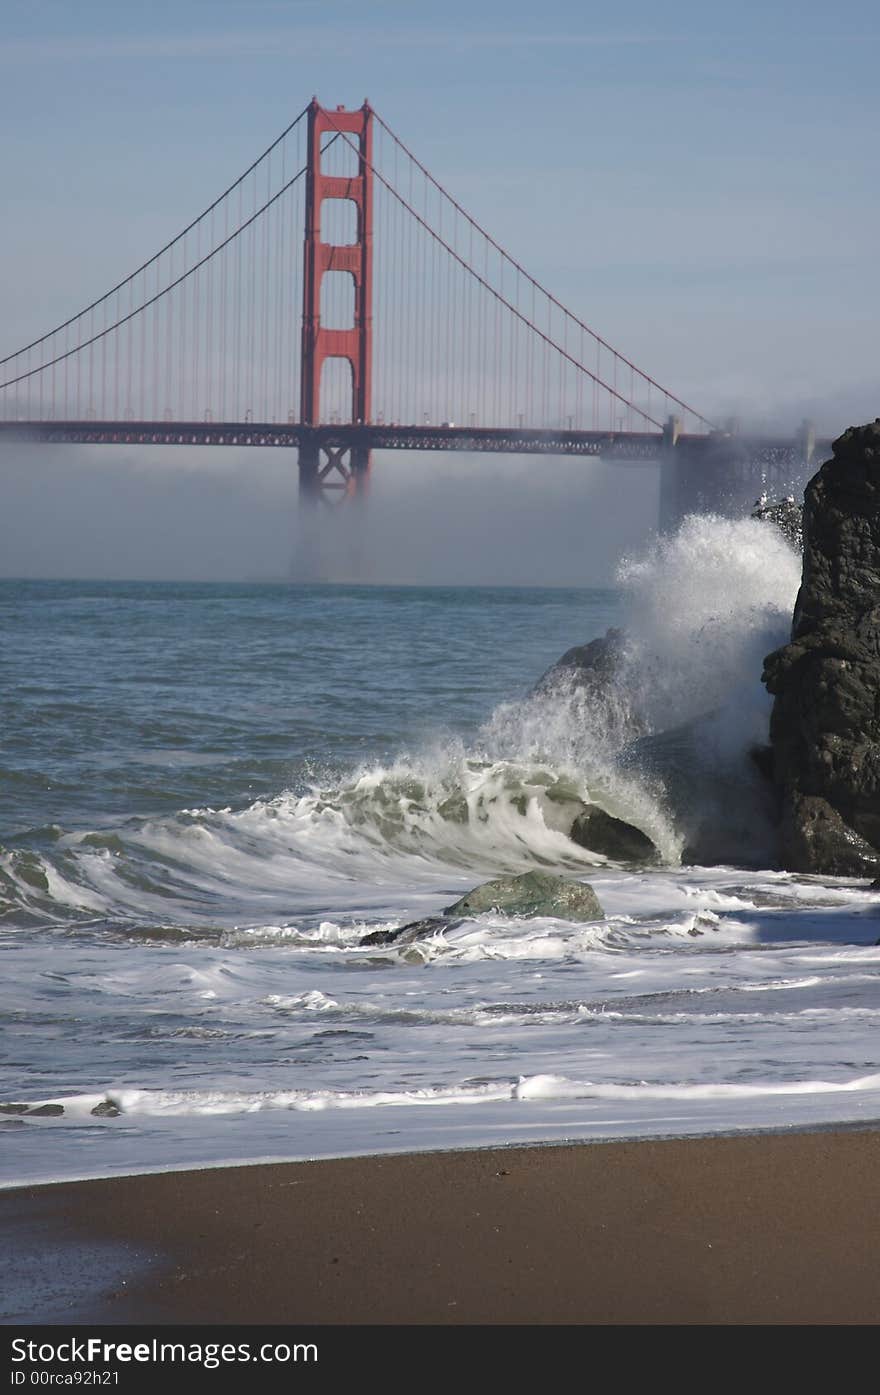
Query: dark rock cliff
763 420 880 874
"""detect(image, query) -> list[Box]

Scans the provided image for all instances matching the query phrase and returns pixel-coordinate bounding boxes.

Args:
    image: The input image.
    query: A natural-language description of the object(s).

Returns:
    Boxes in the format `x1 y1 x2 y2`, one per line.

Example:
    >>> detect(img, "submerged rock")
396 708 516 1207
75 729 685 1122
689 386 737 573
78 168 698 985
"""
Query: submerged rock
444 870 603 921
763 420 880 875
569 807 658 862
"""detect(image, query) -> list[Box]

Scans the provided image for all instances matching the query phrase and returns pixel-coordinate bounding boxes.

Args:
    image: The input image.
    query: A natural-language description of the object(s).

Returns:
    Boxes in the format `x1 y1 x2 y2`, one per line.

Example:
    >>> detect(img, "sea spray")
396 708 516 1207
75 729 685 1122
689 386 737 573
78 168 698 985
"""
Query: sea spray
612 514 802 863
616 513 800 742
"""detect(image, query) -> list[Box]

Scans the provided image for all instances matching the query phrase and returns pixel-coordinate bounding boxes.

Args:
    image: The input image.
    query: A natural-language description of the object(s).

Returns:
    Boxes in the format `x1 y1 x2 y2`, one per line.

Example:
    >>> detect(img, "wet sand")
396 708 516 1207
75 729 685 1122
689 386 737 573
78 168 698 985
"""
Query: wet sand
3 1129 880 1325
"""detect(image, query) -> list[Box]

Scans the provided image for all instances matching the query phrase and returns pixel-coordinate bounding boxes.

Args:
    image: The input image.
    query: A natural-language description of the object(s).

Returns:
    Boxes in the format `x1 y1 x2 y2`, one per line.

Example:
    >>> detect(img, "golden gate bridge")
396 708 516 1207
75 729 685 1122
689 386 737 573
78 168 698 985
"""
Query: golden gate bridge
0 100 825 524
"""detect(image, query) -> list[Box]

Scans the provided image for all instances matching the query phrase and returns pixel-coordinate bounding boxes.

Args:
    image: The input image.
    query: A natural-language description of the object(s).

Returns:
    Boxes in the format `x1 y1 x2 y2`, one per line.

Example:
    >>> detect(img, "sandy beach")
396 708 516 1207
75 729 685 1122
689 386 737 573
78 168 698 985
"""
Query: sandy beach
3 1128 879 1326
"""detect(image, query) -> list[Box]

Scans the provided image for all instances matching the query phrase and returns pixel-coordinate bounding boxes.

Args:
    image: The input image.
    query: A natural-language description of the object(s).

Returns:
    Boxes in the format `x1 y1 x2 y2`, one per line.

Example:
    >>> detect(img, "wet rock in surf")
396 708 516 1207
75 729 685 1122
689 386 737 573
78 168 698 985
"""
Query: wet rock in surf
533 627 625 696
783 794 880 878
619 716 778 867
751 495 804 551
91 1099 121 1118
763 420 880 875
360 916 459 948
360 872 603 947
569 806 658 863
444 870 603 921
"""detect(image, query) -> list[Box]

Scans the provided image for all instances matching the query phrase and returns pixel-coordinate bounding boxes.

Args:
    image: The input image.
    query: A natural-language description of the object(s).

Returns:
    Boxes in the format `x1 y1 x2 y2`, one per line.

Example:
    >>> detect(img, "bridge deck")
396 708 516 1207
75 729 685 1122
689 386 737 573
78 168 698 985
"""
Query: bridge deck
0 419 673 459
3 418 816 463
0 419 831 466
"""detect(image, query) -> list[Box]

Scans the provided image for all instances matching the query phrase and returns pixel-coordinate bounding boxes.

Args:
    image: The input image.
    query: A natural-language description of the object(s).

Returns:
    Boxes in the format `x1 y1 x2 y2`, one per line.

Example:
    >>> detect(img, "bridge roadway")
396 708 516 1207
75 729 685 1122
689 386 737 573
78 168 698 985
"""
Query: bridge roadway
0 419 832 468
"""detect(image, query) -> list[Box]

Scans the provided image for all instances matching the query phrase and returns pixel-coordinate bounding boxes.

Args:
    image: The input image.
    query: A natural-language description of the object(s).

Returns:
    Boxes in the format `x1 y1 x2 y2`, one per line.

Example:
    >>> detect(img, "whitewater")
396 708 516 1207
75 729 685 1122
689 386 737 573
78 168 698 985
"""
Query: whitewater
3 514 880 1189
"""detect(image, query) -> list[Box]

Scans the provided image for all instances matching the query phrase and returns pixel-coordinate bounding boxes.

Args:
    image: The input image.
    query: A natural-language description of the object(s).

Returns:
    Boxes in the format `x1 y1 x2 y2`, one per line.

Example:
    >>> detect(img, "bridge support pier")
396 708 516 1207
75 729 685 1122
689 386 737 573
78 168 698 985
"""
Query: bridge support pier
796 418 816 468
658 415 682 534
658 418 822 534
298 433 371 503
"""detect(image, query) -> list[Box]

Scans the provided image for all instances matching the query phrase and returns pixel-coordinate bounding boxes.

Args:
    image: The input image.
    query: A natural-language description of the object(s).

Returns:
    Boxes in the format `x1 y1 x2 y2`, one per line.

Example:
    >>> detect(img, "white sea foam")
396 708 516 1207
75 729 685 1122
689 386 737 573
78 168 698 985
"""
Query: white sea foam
13 1067 880 1124
512 1070 880 1102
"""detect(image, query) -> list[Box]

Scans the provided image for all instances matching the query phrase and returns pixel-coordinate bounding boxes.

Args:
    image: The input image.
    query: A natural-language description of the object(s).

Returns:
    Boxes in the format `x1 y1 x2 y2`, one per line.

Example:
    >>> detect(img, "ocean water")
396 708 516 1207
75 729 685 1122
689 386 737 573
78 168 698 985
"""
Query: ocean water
3 515 880 1189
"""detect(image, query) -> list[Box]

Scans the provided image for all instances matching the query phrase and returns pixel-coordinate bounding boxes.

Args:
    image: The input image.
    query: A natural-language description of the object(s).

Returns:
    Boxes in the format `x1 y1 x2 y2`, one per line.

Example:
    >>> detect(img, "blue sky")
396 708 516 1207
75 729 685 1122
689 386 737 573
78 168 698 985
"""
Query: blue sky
1 0 878 580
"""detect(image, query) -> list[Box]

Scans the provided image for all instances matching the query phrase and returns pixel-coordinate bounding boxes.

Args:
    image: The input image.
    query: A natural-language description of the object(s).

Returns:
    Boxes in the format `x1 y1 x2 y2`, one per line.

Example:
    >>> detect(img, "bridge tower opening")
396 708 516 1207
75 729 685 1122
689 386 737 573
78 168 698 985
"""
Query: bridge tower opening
299 100 373 503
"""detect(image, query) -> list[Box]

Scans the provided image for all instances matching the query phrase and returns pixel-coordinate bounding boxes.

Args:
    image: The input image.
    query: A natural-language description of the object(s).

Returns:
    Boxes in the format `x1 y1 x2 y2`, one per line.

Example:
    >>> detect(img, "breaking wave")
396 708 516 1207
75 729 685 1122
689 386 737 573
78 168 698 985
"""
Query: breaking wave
1 515 801 929
11 1068 880 1125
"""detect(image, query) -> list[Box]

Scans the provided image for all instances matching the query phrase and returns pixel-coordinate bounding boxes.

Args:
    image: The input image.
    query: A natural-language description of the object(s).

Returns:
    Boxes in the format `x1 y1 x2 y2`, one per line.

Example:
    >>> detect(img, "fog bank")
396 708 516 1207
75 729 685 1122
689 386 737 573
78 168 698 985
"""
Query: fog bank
0 445 659 587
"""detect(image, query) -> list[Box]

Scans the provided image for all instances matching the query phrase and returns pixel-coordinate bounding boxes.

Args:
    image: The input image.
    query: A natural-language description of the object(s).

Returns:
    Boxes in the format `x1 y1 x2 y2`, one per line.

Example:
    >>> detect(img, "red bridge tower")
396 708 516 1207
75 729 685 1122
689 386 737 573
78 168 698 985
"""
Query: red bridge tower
299 99 373 501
